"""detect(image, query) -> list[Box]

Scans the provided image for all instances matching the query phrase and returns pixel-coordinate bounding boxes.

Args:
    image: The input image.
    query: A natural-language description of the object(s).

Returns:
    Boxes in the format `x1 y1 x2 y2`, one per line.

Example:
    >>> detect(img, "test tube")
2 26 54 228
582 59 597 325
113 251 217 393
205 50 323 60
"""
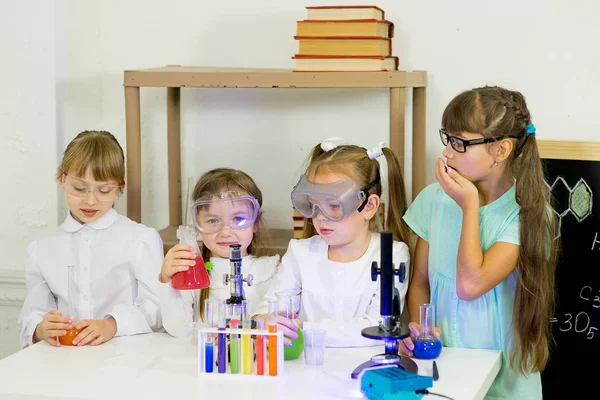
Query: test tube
230 318 240 374
241 300 252 374
256 319 265 375
67 265 75 320
268 300 278 376
217 300 227 373
59 265 81 346
204 299 214 373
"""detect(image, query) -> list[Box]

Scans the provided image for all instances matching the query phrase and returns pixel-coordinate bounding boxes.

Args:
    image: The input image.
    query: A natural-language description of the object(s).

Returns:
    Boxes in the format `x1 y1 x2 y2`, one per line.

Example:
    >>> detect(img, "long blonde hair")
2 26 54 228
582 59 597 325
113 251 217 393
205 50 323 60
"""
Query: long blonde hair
442 86 559 374
192 168 271 320
301 143 410 246
57 130 125 185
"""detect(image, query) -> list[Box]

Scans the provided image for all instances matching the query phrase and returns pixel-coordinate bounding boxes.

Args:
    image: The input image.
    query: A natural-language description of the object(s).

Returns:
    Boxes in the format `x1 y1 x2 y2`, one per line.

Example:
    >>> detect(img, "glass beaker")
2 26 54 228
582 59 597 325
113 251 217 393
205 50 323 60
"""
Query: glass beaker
276 290 304 361
413 303 442 359
171 225 210 290
59 265 81 346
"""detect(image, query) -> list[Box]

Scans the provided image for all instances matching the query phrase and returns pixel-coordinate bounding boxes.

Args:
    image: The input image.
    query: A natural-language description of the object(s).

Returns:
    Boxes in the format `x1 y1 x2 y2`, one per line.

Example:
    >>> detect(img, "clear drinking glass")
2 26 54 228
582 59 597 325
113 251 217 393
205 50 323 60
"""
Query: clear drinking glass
303 329 326 365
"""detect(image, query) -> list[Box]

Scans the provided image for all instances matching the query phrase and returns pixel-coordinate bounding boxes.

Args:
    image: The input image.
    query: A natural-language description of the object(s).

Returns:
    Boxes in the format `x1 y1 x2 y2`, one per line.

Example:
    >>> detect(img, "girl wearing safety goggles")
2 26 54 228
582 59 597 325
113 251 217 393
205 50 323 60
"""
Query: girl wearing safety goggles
159 168 280 337
18 131 163 349
254 138 411 347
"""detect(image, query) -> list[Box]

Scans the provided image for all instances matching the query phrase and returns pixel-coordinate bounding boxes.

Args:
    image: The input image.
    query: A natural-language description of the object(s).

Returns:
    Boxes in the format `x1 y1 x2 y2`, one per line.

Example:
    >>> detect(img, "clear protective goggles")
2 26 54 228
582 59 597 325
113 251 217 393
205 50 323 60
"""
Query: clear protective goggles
291 174 380 221
62 174 123 203
191 191 260 234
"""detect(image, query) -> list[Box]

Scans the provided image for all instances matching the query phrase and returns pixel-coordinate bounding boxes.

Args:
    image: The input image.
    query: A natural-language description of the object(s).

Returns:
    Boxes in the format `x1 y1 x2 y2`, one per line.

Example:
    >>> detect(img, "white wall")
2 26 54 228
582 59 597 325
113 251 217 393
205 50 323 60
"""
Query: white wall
55 0 600 233
5 0 600 267
0 0 57 271
0 0 57 359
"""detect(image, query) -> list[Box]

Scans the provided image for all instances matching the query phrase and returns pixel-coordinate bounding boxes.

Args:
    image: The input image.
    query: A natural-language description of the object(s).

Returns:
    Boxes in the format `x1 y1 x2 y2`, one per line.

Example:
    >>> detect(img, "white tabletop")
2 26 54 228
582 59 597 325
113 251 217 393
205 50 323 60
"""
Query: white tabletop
0 333 500 400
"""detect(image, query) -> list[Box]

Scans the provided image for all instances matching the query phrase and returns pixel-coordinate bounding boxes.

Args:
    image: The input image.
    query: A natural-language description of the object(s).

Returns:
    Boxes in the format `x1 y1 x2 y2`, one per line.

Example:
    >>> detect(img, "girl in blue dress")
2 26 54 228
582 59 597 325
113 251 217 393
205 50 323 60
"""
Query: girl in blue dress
400 86 558 399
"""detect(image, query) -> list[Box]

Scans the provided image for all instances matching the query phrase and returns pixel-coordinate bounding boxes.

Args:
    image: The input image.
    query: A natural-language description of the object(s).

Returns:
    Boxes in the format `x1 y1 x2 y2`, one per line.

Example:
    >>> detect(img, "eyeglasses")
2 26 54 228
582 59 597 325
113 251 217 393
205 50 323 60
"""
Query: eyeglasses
62 174 123 202
439 129 504 153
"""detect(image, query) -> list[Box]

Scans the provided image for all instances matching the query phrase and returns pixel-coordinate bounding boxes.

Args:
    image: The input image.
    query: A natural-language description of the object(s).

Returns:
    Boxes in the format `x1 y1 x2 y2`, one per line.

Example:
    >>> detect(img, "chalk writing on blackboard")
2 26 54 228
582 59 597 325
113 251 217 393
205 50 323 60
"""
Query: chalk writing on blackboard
549 284 600 340
546 177 593 235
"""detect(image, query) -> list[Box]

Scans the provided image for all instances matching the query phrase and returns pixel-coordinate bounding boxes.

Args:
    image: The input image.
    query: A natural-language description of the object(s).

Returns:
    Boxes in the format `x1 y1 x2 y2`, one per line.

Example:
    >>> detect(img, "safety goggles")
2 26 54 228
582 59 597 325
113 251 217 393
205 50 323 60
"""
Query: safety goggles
62 174 123 202
291 174 380 221
191 191 260 234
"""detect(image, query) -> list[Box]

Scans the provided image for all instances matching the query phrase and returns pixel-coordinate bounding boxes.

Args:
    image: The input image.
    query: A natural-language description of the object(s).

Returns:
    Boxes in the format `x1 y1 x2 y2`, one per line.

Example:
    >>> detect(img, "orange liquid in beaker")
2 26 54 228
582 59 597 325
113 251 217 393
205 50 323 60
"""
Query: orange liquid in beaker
59 328 82 346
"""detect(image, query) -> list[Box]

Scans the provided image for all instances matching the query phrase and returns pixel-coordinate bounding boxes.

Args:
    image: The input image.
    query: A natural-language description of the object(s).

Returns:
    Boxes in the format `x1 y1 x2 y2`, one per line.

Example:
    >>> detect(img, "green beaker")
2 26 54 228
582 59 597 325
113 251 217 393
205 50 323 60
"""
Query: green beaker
276 290 304 360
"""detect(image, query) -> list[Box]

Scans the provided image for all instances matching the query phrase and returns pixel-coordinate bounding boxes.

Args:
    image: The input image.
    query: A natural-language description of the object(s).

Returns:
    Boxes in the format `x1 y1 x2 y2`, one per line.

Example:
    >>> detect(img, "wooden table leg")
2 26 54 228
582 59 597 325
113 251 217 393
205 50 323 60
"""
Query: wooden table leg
389 87 406 175
167 87 182 228
125 86 142 223
412 87 427 199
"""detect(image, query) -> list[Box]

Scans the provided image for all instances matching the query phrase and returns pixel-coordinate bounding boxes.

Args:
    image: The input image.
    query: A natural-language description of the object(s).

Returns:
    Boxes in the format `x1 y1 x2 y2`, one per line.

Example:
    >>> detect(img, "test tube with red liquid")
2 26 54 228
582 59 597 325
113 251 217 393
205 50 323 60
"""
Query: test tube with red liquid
256 319 265 375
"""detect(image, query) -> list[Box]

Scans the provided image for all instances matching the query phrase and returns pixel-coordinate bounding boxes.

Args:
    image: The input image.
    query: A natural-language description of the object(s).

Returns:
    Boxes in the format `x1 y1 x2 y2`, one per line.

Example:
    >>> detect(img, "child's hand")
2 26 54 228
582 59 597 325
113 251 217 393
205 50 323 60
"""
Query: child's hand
159 244 196 283
253 313 301 345
397 322 442 357
33 310 72 346
72 317 118 346
435 158 479 210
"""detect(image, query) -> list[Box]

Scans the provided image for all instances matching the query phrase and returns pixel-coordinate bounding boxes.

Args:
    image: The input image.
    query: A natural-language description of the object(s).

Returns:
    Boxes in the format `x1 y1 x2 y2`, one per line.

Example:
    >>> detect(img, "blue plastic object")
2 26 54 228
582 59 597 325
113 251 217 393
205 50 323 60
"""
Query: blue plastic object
361 367 433 400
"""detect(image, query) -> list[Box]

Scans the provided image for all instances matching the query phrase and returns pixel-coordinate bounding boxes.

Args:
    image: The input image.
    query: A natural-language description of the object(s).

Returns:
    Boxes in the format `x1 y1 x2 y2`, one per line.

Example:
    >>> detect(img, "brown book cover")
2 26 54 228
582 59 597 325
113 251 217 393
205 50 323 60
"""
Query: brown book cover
306 5 385 20
292 55 398 72
293 209 305 239
296 19 394 38
295 36 392 57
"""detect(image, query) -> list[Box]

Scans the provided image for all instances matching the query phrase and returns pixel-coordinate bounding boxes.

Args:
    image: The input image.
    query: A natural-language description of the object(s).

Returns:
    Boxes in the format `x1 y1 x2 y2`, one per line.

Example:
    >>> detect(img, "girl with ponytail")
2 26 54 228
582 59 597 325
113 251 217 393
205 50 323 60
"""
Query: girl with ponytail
400 86 558 399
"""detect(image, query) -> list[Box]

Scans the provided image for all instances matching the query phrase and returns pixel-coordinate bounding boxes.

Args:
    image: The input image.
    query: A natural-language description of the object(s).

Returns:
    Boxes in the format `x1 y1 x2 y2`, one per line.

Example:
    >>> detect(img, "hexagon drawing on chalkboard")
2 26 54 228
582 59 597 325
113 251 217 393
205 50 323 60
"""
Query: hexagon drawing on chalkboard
545 176 593 239
546 177 571 218
570 179 592 222
548 207 562 241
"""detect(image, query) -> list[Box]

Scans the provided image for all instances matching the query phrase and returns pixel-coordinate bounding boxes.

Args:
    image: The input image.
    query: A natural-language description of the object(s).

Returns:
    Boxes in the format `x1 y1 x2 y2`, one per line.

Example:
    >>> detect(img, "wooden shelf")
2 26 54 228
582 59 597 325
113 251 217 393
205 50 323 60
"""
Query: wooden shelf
123 65 428 242
124 65 427 89
159 225 293 258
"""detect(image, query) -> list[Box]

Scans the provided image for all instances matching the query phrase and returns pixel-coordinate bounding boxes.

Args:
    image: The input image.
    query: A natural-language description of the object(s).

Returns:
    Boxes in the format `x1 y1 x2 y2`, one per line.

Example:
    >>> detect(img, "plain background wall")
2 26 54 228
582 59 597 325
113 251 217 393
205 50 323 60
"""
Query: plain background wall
2 0 599 272
1 0 58 271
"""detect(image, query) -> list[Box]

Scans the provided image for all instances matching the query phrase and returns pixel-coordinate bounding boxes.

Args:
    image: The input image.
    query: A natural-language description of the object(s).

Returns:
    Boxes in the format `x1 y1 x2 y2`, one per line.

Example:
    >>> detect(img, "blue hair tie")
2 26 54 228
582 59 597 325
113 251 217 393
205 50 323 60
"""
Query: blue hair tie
526 123 536 136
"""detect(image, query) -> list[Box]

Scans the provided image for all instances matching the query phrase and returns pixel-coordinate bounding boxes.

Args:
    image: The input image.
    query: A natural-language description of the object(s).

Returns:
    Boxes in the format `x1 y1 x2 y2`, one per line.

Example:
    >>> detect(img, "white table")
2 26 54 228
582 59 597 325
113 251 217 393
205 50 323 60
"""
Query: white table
0 333 500 400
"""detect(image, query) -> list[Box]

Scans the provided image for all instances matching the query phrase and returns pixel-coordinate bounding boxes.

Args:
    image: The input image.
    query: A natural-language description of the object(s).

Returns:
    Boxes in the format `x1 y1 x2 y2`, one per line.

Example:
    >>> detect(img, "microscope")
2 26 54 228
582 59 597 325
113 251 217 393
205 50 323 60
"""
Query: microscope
223 244 253 306
351 232 418 379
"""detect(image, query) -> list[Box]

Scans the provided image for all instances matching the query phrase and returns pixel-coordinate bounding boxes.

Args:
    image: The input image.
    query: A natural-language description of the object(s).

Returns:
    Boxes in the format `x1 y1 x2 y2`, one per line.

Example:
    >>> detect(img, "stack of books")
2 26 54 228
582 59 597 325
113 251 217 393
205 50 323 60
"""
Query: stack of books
292 208 306 239
293 5 398 72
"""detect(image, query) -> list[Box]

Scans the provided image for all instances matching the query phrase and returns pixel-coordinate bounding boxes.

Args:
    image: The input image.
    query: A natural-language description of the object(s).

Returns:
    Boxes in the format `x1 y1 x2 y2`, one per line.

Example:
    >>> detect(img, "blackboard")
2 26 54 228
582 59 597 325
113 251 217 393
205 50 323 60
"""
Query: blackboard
539 141 600 399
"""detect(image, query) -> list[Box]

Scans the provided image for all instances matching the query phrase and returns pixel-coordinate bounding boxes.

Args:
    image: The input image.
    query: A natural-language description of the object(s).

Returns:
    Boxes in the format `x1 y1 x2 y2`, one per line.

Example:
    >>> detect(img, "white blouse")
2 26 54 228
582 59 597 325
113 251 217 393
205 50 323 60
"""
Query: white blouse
18 208 163 348
255 233 410 347
160 254 280 338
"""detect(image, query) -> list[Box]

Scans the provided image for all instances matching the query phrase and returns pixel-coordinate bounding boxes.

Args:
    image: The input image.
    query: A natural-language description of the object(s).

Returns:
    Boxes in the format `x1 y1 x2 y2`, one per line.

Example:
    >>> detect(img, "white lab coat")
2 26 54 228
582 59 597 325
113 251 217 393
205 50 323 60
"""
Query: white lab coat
255 233 409 347
18 208 163 348
160 254 279 337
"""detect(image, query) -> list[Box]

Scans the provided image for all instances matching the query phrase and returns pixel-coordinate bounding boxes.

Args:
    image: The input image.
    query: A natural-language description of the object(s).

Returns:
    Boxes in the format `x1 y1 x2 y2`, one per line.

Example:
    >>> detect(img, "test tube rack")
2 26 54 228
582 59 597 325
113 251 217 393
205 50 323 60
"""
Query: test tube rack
198 327 284 377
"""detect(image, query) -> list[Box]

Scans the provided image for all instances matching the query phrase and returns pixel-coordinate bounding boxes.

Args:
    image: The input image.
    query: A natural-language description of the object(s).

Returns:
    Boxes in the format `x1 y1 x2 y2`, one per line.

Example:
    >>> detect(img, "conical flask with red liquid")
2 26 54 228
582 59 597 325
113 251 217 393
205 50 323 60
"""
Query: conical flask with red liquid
59 265 81 345
172 225 211 290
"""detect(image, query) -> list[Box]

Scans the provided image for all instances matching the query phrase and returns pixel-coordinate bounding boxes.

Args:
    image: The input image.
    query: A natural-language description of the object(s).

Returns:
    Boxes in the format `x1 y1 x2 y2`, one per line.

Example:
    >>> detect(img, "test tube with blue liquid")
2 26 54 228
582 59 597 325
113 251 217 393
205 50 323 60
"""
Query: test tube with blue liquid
204 299 214 372
217 300 227 373
413 303 442 359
